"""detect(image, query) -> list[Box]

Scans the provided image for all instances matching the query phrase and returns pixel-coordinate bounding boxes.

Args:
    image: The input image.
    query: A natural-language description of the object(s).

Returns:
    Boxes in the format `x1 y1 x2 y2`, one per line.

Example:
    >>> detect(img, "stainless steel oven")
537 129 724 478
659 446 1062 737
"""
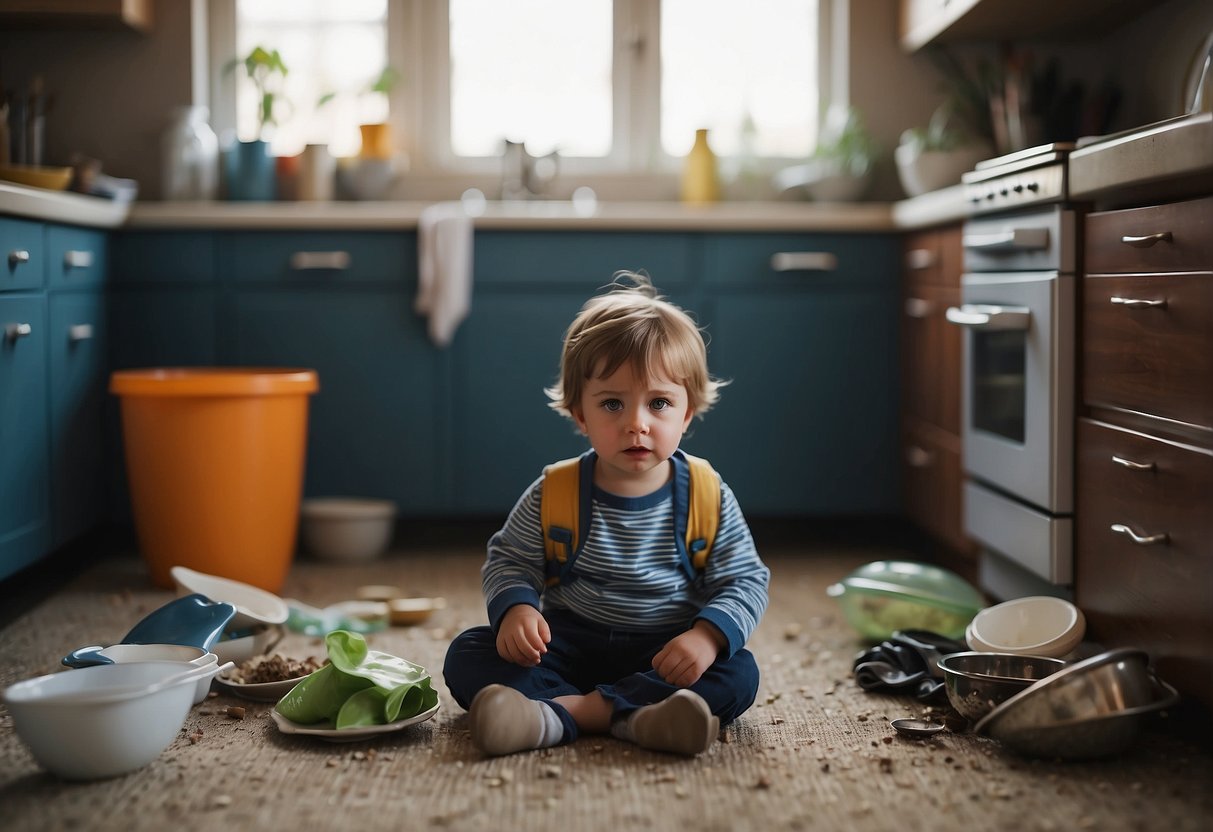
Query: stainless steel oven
951 145 1079 599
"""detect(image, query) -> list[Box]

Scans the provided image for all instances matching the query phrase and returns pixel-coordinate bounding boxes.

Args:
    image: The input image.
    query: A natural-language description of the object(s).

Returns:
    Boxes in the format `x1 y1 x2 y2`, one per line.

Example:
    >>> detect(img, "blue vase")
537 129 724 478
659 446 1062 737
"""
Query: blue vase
225 139 276 201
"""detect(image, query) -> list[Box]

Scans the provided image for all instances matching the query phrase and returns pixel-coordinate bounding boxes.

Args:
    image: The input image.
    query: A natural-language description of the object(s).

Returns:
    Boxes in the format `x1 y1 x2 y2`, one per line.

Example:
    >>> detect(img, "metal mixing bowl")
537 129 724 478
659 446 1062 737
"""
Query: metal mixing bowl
938 651 1067 722
973 647 1180 760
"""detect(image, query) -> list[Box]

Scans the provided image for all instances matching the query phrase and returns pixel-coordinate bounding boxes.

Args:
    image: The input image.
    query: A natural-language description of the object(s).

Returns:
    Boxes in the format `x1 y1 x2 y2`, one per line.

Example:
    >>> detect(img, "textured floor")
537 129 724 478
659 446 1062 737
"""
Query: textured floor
2 533 1211 832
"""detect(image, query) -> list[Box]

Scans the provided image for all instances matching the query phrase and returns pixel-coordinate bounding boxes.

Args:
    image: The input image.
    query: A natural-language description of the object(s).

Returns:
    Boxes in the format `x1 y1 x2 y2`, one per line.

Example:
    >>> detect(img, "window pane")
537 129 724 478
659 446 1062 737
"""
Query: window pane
661 0 818 158
449 0 612 157
235 1 388 157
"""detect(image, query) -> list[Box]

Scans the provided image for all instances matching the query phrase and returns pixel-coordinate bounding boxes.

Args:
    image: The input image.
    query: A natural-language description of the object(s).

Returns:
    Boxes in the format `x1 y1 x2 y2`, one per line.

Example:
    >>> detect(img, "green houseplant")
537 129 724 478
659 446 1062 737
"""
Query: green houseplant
224 46 289 200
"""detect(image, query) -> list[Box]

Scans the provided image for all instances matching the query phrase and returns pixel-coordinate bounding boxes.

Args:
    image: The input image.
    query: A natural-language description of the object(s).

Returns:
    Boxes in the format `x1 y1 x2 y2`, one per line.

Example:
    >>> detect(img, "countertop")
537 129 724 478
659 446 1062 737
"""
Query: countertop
2 183 971 232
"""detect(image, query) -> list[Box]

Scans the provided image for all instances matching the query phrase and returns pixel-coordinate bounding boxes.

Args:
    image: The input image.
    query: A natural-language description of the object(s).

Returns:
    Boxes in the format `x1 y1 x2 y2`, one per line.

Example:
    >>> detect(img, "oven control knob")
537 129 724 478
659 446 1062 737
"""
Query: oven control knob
1026 181 1039 192
1013 183 1024 193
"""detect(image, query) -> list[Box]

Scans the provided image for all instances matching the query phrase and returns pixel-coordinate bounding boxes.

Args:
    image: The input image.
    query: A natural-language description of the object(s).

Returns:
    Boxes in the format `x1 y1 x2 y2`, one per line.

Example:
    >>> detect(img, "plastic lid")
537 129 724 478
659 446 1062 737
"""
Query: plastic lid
110 367 319 396
829 560 986 614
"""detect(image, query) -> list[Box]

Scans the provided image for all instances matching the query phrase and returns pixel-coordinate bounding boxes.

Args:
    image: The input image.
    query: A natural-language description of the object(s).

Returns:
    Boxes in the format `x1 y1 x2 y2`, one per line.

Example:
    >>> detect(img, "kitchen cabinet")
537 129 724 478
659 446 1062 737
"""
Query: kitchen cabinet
899 224 976 575
220 231 444 515
900 0 1155 52
1076 193 1213 711
47 226 108 547
692 233 900 515
0 0 152 32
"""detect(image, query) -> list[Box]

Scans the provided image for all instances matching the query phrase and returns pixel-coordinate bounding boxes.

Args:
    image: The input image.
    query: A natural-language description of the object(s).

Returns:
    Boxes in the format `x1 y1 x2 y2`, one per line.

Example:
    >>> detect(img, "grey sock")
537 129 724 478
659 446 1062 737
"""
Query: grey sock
468 685 564 756
612 690 720 756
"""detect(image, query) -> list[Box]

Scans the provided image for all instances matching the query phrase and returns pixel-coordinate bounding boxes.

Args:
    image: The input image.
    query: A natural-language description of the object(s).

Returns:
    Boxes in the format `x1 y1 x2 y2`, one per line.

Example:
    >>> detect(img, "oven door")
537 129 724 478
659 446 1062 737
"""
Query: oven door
947 271 1075 513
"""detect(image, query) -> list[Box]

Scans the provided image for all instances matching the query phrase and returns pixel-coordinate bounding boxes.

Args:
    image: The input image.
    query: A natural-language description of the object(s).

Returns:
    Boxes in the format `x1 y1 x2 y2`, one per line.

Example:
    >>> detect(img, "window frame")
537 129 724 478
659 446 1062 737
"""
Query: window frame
208 0 842 193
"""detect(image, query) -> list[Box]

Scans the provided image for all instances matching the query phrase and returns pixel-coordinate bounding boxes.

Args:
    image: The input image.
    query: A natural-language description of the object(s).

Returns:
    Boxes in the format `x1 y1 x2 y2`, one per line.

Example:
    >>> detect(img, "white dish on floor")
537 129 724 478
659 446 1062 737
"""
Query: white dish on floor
210 624 285 665
269 702 439 742
213 671 309 703
171 566 290 630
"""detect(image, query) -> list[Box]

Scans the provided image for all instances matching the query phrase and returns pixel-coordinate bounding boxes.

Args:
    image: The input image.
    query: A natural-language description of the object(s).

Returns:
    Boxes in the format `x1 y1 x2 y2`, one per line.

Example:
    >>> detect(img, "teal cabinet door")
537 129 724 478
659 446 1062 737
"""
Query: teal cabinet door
227 291 443 514
451 294 590 513
0 294 50 579
1 217 45 292
48 292 109 546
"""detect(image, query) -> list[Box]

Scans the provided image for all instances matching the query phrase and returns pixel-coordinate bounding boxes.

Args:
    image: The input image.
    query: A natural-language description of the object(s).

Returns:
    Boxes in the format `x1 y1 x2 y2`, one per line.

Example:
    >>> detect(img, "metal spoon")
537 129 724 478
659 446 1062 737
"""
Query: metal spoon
890 718 946 738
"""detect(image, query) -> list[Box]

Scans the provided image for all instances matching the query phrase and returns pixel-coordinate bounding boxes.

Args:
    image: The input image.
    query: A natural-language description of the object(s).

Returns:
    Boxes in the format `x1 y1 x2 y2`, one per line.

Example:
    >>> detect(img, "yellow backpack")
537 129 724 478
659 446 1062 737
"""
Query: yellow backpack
539 450 721 586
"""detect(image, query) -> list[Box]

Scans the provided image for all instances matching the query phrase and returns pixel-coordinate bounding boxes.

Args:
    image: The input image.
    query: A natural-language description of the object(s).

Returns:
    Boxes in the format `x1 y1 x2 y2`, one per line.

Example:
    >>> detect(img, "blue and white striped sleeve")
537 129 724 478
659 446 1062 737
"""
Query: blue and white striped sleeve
694 482 770 657
481 475 549 631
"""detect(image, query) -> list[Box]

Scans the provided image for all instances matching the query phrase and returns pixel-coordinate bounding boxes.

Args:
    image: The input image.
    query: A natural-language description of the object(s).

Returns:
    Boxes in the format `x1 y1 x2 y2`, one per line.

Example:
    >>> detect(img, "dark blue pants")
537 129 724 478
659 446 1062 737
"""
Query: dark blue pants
443 608 760 744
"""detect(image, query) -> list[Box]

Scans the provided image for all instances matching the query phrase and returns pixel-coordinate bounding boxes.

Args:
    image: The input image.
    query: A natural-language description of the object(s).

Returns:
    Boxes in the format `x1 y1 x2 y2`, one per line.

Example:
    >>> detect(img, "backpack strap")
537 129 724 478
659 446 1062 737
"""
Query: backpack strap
540 452 595 586
681 451 721 570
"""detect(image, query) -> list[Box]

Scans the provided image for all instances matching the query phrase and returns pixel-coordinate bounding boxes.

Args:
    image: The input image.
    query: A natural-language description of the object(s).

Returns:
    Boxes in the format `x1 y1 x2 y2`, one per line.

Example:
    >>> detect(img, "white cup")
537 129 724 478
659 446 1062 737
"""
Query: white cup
298 144 335 201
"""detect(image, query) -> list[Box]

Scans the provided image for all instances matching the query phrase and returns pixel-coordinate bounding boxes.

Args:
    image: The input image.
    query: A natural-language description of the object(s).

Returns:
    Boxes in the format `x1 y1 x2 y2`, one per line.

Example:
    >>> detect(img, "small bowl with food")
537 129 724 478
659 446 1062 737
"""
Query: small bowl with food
214 653 326 702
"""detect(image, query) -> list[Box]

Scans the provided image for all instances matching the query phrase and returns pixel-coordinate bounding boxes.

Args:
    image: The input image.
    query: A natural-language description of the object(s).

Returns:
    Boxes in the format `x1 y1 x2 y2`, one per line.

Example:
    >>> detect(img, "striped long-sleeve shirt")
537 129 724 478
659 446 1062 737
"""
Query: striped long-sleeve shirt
481 463 770 657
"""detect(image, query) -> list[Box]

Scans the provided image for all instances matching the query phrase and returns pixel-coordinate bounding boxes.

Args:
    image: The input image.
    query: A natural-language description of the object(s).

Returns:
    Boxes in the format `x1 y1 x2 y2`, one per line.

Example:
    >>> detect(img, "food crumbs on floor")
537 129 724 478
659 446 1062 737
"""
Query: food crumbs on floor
540 764 561 778
213 795 232 808
225 706 246 720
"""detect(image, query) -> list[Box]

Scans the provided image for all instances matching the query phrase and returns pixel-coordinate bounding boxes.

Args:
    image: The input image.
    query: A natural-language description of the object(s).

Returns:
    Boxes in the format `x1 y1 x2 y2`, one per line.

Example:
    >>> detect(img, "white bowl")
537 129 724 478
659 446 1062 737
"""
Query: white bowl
92 644 218 704
210 623 284 665
171 566 290 630
966 595 1086 659
2 660 229 780
300 497 397 561
895 143 989 197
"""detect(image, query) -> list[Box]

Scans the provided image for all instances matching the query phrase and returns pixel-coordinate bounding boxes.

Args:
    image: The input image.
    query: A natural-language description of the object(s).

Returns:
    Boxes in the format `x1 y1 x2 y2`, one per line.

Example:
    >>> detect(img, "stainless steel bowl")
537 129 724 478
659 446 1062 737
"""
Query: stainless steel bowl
974 647 1180 760
938 651 1067 722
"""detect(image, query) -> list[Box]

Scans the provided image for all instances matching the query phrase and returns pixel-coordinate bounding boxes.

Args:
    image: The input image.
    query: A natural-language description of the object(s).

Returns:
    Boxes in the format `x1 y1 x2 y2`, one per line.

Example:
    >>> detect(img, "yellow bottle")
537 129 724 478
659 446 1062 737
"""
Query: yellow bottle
681 128 720 204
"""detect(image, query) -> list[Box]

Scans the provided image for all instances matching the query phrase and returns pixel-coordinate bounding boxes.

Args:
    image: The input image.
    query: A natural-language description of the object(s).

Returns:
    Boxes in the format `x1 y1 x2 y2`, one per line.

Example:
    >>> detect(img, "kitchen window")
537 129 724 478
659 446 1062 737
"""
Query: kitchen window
212 0 832 184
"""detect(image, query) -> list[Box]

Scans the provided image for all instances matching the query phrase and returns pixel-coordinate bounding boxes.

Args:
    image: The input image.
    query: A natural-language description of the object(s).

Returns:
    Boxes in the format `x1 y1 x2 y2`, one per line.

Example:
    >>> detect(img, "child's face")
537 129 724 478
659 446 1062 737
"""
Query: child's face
571 360 694 497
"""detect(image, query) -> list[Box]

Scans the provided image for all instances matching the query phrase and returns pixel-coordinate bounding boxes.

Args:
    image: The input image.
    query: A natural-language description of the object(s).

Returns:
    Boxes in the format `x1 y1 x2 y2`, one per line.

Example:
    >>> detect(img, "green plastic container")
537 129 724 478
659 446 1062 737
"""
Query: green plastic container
827 560 985 641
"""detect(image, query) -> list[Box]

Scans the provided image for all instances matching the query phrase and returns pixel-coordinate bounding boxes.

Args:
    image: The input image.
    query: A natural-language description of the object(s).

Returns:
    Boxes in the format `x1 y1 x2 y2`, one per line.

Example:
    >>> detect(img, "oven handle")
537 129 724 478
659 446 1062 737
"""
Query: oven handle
961 228 1049 251
944 304 1031 330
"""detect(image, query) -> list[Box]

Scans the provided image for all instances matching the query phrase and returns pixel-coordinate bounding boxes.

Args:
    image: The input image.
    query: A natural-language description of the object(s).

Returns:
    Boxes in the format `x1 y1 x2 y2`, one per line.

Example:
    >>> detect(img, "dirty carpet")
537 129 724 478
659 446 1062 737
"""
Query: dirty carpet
2 534 1211 832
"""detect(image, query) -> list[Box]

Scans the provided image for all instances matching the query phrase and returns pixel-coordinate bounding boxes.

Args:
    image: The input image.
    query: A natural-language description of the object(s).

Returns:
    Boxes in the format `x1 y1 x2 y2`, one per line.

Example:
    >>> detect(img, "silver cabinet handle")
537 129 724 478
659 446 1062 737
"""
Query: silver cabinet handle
63 250 94 269
1111 454 1155 471
904 297 932 318
945 304 1031 331
962 228 1049 251
905 445 935 467
1120 232 1172 248
5 322 32 341
1110 523 1168 546
770 252 837 272
68 324 95 342
905 248 935 271
290 251 351 270
1110 296 1167 309
8 249 31 266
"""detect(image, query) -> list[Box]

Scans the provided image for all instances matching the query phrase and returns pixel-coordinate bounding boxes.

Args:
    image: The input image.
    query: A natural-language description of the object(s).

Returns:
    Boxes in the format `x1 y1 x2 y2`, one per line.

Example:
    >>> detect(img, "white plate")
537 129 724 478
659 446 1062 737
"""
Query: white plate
269 702 440 742
213 671 307 703
171 566 290 629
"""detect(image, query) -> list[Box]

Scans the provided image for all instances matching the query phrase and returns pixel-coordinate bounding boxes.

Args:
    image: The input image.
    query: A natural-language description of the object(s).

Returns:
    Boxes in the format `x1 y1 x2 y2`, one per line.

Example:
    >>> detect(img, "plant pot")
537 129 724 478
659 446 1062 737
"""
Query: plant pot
225 139 276 201
895 143 990 197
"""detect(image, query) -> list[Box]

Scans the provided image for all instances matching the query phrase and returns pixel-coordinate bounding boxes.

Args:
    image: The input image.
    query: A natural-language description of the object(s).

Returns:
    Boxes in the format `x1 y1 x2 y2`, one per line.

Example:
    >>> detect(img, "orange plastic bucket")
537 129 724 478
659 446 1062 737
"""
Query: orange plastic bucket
110 368 319 592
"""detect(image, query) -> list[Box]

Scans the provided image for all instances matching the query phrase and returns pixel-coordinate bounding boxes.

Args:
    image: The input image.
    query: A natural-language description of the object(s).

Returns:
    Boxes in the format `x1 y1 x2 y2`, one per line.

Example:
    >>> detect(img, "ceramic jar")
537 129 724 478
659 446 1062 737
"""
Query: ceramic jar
161 106 219 201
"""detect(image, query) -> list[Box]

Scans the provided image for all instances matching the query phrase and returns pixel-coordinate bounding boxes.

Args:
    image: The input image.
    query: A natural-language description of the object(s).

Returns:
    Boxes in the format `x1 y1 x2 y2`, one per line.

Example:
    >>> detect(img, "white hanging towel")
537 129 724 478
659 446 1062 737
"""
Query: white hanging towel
415 201 474 347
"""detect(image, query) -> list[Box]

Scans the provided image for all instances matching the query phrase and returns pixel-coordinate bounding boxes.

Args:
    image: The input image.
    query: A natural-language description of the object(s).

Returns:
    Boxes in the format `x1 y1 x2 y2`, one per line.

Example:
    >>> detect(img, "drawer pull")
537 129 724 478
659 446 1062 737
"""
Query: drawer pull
1120 232 1172 248
962 228 1049 251
905 445 935 467
1110 523 1168 546
770 252 838 272
905 248 935 271
1110 296 1167 309
945 304 1031 331
5 322 32 341
8 249 31 265
904 297 932 318
290 251 351 271
1111 454 1155 471
63 250 94 269
68 324 95 342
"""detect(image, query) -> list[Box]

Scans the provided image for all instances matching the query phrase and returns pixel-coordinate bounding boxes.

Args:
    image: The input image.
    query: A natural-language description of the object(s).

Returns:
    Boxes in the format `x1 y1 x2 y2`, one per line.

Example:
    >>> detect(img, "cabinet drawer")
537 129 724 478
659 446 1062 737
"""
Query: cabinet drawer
902 281 961 434
704 233 897 291
221 232 415 285
904 225 962 290
112 232 216 284
1076 418 1213 706
902 419 970 554
474 232 693 287
1 217 45 291
1082 272 1213 430
1086 196 1213 274
47 225 107 290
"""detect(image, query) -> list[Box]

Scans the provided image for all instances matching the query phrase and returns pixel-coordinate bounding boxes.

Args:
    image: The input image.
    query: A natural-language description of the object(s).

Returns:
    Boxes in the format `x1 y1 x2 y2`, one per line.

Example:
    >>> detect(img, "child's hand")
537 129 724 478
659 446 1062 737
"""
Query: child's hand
496 604 551 667
652 621 725 688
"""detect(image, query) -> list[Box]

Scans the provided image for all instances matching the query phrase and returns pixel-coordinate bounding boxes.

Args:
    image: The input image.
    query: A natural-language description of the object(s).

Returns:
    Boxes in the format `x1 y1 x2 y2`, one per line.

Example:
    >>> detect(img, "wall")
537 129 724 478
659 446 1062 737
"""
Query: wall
0 0 196 199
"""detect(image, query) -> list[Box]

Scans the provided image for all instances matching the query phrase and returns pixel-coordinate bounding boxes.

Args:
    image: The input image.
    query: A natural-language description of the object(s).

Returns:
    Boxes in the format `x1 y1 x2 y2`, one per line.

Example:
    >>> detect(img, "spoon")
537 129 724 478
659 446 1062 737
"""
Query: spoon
890 718 946 738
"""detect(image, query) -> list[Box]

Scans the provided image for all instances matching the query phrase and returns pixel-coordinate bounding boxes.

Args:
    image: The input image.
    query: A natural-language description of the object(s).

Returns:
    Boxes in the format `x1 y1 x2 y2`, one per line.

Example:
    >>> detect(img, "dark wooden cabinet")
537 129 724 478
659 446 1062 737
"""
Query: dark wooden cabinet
1077 193 1213 712
901 224 976 573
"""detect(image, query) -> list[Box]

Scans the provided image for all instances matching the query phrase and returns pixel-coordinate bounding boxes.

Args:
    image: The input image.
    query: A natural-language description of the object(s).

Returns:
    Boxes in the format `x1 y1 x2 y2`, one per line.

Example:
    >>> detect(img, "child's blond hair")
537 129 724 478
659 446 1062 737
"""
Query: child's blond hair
545 272 725 419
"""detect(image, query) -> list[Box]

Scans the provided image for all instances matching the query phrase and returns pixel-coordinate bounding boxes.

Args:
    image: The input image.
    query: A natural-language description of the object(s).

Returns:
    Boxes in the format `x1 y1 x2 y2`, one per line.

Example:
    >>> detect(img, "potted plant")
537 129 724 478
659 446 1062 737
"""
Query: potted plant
773 104 878 202
224 45 289 201
895 101 991 197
